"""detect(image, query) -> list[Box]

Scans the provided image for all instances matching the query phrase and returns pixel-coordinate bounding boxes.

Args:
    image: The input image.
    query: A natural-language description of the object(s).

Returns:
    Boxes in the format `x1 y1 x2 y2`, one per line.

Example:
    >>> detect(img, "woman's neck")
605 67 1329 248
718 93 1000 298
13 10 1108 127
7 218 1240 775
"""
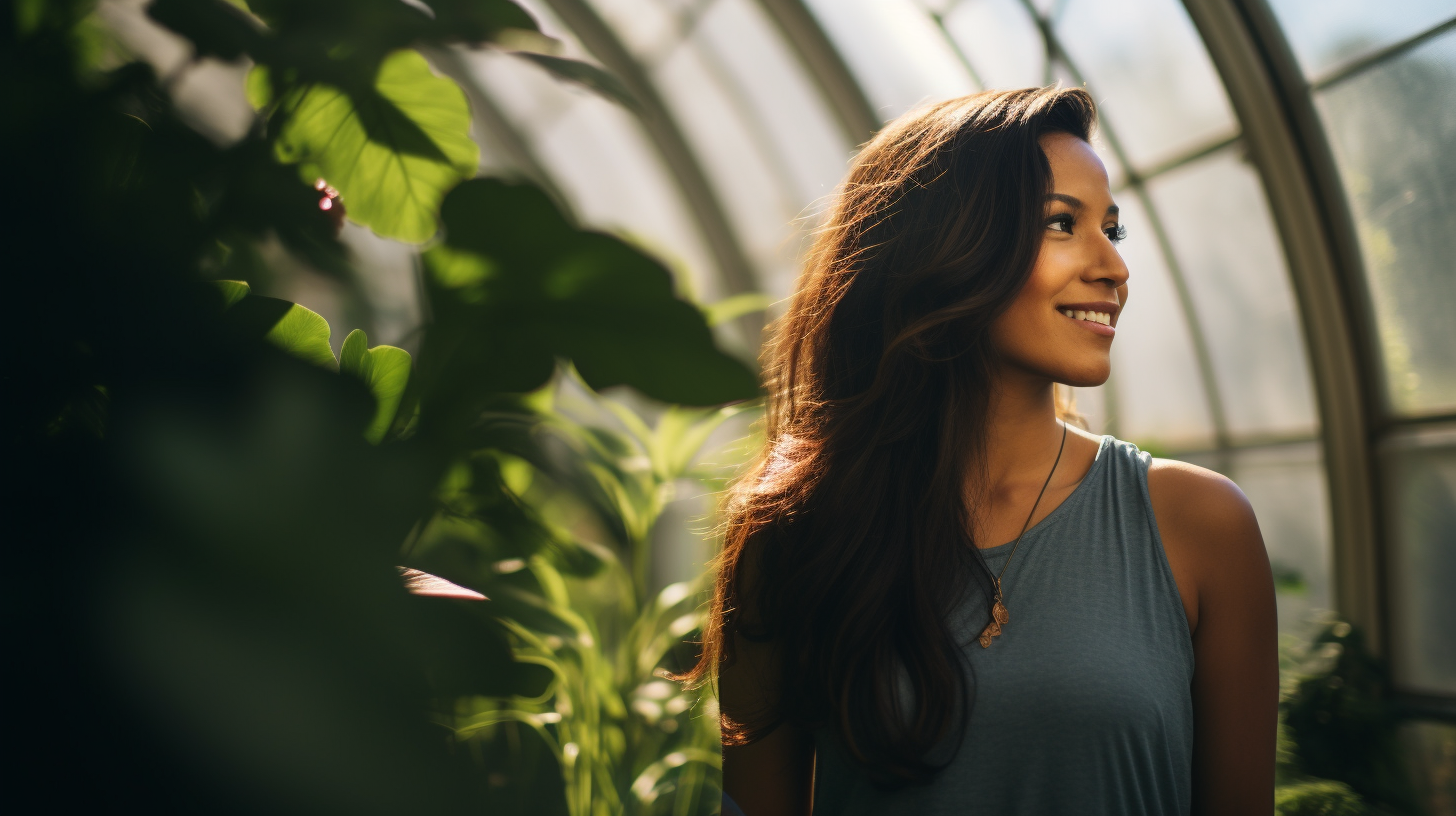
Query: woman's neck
980 366 1064 493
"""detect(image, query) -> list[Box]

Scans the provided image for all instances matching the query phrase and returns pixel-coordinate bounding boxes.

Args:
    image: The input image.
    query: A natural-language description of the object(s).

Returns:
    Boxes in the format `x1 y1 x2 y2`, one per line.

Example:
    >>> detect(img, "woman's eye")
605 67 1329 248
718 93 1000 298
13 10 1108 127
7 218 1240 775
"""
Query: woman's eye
1104 224 1128 244
1047 214 1074 233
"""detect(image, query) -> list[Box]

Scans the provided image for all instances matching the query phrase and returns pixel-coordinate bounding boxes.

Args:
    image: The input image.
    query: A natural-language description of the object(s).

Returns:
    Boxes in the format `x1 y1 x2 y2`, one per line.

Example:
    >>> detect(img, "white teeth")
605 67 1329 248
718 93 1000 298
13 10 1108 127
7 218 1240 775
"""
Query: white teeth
1062 309 1113 325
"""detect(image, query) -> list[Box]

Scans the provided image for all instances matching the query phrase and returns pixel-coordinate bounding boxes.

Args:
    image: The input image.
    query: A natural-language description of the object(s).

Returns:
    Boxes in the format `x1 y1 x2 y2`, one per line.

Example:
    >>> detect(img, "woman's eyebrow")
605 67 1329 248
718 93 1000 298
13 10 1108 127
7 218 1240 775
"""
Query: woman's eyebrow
1047 193 1119 218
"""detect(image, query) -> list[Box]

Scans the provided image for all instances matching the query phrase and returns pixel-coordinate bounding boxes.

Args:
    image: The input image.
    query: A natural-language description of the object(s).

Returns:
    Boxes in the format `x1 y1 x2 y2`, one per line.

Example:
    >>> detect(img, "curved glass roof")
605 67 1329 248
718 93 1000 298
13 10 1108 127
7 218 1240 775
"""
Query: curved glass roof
446 0 1334 631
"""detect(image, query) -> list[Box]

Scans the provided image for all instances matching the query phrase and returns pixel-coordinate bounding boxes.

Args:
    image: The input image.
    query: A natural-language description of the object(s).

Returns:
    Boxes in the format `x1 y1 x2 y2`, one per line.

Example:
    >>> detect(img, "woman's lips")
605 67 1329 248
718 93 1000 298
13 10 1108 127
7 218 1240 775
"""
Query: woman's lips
1059 308 1115 336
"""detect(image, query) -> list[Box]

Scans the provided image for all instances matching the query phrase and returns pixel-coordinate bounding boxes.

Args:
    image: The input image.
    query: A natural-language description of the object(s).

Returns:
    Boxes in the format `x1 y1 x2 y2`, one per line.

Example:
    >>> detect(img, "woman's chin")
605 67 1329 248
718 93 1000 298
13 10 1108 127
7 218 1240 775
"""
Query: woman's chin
1053 363 1111 389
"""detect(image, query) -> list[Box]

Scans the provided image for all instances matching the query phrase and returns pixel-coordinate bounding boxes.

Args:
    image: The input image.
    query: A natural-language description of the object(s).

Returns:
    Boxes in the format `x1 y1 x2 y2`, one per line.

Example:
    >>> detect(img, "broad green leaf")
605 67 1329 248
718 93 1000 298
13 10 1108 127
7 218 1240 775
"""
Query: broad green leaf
424 179 759 407
269 50 479 243
214 279 251 308
339 328 412 443
147 0 262 62
265 302 336 370
426 242 495 290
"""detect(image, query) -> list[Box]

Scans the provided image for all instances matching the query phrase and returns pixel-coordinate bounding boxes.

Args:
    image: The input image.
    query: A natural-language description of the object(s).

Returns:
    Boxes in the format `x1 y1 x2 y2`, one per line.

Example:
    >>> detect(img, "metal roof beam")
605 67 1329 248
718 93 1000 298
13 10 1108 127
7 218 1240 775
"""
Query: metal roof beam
1182 0 1383 652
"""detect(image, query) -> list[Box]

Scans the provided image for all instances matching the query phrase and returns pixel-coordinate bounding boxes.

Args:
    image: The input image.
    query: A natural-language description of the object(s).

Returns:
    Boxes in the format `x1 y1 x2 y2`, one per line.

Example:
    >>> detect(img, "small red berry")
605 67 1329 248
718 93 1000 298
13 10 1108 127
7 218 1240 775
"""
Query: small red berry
314 178 345 234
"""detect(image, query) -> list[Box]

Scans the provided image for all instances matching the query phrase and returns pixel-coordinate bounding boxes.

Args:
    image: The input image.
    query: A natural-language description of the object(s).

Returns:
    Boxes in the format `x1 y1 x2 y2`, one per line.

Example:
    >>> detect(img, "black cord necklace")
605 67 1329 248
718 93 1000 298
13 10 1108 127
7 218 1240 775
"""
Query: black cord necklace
979 420 1068 649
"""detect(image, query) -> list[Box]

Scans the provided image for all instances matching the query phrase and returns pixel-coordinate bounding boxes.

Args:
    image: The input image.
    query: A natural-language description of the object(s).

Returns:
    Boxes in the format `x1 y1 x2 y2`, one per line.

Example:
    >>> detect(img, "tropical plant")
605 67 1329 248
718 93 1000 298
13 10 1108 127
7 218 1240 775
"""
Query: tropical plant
7 1 758 813
413 380 757 815
1276 616 1423 815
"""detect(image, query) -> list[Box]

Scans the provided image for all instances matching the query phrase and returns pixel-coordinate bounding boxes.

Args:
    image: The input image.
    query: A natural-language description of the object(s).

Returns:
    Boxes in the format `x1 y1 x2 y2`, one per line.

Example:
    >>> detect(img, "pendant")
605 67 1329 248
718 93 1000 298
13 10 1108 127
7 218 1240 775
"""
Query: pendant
978 598 1010 648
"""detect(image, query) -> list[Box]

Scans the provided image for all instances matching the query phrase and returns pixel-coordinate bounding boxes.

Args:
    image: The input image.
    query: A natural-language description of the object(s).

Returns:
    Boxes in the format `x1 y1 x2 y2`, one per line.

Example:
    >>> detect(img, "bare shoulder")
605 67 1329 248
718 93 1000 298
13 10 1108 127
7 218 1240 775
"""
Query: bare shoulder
1145 458 1257 531
1146 459 1269 632
1147 464 1278 810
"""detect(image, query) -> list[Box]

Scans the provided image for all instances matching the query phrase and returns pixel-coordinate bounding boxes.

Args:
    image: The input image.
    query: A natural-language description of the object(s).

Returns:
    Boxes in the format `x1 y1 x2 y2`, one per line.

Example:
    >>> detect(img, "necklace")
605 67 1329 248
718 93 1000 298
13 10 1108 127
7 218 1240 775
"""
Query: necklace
979 420 1068 649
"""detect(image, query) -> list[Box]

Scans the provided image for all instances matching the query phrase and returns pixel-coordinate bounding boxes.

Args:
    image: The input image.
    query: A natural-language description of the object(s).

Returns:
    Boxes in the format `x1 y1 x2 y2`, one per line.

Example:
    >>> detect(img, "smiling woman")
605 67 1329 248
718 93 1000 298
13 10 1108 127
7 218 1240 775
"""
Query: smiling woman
677 87 1278 816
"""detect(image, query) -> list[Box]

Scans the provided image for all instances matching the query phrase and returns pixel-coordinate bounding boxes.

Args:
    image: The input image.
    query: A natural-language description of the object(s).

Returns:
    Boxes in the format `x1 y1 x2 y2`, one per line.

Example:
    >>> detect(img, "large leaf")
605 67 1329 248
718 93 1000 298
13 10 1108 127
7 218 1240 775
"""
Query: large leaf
218 284 337 370
265 302 336 370
339 329 412 443
418 179 759 411
214 279 252 308
263 50 479 243
147 0 264 61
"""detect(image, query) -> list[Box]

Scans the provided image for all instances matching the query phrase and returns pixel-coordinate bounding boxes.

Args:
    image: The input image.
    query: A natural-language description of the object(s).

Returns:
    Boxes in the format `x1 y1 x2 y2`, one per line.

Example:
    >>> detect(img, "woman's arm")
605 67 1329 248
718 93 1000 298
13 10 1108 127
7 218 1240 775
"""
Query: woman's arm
719 628 815 816
1149 460 1279 816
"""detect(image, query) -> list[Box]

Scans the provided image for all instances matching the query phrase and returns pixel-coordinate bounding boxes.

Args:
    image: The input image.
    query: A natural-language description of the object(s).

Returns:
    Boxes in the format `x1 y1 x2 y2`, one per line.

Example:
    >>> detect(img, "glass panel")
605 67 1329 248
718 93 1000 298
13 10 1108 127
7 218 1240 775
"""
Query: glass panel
1052 0 1238 173
1315 31 1456 416
1265 0 1455 80
1107 196 1217 452
936 0 1048 91
1145 147 1319 441
654 39 802 299
1226 442 1333 634
697 0 853 206
585 0 681 62
803 0 977 120
693 0 854 298
1381 425 1456 696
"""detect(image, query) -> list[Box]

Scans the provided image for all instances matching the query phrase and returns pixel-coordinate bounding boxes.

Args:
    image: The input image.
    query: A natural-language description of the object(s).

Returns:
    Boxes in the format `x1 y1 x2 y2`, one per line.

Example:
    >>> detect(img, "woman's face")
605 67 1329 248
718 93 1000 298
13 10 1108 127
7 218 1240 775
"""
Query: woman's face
990 131 1129 388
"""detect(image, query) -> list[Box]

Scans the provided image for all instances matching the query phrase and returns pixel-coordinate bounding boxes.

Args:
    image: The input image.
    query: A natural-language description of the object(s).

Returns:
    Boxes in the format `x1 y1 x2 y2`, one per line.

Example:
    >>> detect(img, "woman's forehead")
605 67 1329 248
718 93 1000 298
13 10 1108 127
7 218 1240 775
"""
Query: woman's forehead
1042 134 1112 198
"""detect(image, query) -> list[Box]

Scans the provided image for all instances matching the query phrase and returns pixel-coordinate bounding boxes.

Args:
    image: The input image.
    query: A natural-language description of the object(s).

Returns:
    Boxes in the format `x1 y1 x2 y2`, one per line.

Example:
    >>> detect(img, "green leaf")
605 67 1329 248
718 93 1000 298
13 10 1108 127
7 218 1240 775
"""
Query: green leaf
148 0 263 62
650 404 751 482
245 64 272 110
269 50 479 243
265 302 336 370
428 0 539 43
339 329 412 443
423 179 759 407
215 279 252 308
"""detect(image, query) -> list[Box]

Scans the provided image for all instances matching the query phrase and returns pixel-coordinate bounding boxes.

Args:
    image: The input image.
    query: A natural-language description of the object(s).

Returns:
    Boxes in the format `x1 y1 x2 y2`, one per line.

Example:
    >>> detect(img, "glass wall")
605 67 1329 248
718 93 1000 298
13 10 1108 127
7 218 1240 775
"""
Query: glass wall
1263 4 1456 695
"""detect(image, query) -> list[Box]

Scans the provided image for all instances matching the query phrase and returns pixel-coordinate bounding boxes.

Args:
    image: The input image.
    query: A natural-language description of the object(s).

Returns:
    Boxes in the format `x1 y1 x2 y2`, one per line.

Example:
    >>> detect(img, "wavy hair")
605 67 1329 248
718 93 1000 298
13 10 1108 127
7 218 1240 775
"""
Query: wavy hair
680 87 1097 787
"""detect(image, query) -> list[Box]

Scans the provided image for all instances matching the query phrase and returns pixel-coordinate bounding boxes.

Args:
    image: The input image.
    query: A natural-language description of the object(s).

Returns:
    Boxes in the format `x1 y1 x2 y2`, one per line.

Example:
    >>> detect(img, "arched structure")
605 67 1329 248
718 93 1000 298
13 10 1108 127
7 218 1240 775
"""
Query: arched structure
452 0 1455 721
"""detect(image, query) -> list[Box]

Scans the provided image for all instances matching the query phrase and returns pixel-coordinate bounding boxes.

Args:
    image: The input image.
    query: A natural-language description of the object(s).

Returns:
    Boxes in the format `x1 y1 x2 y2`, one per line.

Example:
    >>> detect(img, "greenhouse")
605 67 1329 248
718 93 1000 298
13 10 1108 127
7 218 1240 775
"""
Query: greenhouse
10 0 1454 813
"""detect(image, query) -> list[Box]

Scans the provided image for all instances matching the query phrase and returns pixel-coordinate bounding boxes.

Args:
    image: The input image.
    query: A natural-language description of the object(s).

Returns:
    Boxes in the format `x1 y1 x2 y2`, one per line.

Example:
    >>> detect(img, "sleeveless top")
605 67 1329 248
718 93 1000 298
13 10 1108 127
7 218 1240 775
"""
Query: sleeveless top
812 436 1195 816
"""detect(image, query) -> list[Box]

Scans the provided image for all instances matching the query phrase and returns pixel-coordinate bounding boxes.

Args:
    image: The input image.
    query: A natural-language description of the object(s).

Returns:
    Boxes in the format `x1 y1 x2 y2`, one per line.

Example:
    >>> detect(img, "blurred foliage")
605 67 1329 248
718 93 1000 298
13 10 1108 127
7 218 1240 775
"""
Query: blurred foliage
410 375 756 814
1276 617 1425 815
5 1 755 813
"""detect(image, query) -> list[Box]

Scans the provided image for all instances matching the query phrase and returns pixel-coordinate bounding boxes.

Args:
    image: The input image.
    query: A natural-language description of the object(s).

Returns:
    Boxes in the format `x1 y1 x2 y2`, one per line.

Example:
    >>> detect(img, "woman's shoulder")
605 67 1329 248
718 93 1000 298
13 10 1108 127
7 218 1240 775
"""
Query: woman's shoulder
1143 456 1267 633
1144 457 1254 526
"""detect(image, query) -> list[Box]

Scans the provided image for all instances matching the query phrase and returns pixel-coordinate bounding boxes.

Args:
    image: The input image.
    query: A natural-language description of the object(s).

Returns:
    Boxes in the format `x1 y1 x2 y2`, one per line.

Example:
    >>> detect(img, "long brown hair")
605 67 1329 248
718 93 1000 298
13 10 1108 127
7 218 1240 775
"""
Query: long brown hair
683 87 1097 787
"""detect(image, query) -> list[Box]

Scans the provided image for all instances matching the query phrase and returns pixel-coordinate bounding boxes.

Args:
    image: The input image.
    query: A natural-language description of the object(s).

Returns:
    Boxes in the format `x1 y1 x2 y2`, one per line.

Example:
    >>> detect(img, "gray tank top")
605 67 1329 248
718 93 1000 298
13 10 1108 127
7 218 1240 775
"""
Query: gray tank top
812 436 1195 816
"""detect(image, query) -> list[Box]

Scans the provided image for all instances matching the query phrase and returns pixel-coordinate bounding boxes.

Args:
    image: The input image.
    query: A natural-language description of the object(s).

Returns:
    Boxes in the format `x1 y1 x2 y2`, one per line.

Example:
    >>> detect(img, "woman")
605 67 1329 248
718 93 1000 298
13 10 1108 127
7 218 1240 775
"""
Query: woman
682 87 1278 815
